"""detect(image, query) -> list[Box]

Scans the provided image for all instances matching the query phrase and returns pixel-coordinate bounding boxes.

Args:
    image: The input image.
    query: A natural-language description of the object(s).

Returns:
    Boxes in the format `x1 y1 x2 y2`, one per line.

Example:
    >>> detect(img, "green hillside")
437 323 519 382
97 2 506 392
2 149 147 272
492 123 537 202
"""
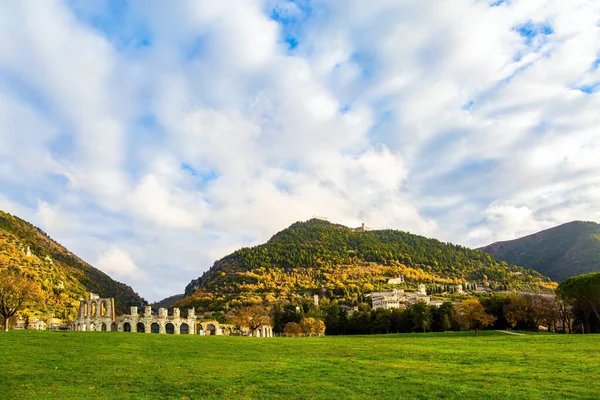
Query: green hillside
0 210 146 319
480 221 600 282
179 219 555 311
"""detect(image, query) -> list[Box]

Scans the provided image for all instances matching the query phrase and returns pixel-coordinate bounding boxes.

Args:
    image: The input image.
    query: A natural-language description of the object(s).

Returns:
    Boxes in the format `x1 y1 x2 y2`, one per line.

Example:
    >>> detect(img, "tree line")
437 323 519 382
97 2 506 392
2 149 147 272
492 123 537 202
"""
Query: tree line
268 272 600 336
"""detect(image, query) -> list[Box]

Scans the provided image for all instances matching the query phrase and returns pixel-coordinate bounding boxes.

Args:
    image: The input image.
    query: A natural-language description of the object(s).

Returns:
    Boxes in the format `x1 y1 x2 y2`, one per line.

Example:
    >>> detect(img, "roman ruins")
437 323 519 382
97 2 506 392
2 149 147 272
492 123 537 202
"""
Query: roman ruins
72 293 273 337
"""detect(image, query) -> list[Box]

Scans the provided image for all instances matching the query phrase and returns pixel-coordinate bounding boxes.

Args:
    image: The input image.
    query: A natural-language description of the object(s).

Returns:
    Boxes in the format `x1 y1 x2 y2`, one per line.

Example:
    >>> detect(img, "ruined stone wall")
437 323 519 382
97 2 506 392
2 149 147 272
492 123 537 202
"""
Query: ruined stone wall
73 294 273 336
72 293 115 331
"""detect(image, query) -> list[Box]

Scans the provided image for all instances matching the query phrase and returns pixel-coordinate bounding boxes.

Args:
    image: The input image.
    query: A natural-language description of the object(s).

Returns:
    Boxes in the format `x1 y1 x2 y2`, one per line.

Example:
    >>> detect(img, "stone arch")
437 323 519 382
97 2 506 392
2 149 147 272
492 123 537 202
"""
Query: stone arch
180 323 189 335
83 302 89 317
196 324 204 335
151 323 160 334
136 322 145 333
166 323 175 334
101 323 107 332
91 302 97 318
206 324 216 336
111 322 118 332
90 323 96 331
123 322 131 332
101 301 107 317
105 299 112 317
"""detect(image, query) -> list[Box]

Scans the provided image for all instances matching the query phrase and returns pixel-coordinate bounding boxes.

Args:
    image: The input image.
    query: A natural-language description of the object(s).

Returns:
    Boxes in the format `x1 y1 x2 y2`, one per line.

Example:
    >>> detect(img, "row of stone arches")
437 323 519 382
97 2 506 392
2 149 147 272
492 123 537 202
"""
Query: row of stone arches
121 321 215 335
75 322 109 332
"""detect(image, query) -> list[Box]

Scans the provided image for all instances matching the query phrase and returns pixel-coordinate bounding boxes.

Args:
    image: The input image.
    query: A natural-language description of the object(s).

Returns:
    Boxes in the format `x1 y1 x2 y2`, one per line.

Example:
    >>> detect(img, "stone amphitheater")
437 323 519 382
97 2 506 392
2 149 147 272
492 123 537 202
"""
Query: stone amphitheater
72 293 273 337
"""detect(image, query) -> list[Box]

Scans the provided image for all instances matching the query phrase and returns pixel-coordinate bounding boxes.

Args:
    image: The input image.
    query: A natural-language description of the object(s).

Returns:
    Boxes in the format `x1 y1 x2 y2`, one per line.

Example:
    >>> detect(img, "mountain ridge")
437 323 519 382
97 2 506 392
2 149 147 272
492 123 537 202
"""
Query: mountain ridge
178 218 555 311
480 220 600 282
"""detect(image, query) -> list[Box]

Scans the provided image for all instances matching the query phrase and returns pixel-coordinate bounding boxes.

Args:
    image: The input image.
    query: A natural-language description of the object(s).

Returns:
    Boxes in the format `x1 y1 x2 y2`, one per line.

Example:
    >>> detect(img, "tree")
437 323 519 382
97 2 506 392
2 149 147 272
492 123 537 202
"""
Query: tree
299 317 326 336
0 271 42 331
554 293 573 334
453 299 496 336
232 305 272 336
283 322 302 336
412 300 432 333
557 272 600 333
503 294 558 331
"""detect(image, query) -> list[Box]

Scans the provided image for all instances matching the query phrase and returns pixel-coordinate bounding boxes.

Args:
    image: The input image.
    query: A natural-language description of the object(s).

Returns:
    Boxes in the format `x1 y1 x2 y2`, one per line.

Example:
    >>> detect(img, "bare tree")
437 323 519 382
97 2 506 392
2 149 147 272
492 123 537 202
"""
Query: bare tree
555 294 573 334
0 271 43 331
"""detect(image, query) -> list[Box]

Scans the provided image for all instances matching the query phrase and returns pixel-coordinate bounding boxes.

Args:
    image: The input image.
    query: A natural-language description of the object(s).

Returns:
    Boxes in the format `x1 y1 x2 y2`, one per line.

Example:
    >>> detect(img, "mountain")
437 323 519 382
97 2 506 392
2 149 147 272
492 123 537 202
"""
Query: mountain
480 221 600 282
151 294 185 310
0 210 146 320
178 219 555 311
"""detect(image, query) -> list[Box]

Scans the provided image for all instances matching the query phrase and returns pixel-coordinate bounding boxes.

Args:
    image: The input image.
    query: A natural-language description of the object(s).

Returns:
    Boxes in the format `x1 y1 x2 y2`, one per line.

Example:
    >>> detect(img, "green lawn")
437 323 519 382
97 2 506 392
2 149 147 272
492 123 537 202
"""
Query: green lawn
1 330 599 399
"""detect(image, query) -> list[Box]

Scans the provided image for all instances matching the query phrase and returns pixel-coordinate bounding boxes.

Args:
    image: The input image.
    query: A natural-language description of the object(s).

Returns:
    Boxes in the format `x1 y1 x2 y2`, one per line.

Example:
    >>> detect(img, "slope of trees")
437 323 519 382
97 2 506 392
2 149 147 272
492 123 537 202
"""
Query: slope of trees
179 219 555 311
0 210 146 319
481 221 600 282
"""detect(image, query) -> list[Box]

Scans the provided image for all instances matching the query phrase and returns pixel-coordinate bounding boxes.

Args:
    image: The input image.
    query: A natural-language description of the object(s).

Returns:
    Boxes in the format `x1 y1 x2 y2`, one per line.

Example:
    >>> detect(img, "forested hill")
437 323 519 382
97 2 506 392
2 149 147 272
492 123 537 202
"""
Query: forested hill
0 210 146 319
480 221 600 282
178 219 555 311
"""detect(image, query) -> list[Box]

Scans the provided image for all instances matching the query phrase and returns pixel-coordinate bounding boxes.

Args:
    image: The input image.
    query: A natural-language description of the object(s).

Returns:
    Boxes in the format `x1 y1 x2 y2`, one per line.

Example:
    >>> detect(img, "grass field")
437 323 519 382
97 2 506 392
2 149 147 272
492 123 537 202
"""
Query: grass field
1 330 599 399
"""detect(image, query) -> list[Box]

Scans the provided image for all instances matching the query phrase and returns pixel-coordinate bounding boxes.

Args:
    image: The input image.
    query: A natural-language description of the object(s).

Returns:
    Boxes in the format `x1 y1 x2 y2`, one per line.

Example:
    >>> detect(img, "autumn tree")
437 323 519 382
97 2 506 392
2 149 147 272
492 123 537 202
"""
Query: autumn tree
299 317 326 336
0 271 43 331
232 305 272 336
283 322 302 336
453 299 496 336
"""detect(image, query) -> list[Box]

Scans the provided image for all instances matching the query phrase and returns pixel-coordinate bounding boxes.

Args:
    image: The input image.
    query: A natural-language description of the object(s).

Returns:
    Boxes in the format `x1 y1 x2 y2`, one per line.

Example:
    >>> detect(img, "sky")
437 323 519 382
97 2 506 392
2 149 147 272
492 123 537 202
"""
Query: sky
1 0 599 302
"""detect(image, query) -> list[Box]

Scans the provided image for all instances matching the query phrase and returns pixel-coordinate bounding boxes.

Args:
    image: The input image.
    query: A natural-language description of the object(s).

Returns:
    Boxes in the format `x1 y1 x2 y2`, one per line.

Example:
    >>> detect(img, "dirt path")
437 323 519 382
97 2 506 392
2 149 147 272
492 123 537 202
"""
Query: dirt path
496 330 525 336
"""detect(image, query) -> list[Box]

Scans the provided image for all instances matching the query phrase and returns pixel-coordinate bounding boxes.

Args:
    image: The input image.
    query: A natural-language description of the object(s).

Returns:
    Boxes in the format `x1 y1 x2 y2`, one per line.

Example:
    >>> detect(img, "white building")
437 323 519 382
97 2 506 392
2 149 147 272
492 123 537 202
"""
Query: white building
370 287 431 311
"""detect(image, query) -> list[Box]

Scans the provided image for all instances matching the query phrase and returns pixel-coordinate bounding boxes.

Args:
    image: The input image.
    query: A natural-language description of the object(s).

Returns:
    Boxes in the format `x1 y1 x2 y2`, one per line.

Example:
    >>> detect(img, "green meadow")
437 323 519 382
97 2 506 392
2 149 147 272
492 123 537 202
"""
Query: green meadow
1 331 599 399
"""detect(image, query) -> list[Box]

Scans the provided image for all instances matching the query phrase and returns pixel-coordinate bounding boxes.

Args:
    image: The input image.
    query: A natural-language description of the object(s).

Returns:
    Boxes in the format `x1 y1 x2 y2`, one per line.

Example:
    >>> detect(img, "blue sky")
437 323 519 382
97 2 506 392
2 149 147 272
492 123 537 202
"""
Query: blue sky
1 0 600 301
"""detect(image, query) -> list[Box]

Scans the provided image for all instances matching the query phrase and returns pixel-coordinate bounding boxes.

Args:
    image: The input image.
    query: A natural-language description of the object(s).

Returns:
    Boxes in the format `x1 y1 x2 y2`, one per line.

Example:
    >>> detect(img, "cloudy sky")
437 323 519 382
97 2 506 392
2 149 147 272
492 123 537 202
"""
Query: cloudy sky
1 0 599 301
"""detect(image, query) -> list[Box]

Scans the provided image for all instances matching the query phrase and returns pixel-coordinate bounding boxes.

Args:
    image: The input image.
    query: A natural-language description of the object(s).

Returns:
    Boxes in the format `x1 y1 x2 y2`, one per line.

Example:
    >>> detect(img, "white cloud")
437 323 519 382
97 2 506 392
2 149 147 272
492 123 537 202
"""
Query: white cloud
96 246 146 281
0 0 599 300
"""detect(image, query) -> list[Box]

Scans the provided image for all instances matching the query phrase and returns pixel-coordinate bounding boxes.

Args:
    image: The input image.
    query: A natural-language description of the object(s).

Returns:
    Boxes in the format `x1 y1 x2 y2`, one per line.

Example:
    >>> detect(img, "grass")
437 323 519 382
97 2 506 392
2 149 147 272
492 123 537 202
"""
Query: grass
1 330 599 399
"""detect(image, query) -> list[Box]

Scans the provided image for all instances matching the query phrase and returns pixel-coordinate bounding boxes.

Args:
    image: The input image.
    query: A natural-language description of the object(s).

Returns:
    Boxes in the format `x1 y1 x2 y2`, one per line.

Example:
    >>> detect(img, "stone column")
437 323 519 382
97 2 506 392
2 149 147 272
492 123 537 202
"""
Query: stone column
130 306 138 316
159 323 166 334
188 308 195 319
105 300 112 318
173 308 180 318
145 306 152 317
96 300 102 318
174 324 180 335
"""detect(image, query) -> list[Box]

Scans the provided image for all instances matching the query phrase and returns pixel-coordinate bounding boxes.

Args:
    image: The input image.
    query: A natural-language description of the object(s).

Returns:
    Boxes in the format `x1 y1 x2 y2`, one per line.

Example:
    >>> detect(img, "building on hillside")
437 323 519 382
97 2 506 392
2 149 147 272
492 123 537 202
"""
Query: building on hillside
72 293 273 337
370 287 431 311
371 290 401 310
352 223 371 232
341 305 358 315
387 275 405 285
429 300 446 308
